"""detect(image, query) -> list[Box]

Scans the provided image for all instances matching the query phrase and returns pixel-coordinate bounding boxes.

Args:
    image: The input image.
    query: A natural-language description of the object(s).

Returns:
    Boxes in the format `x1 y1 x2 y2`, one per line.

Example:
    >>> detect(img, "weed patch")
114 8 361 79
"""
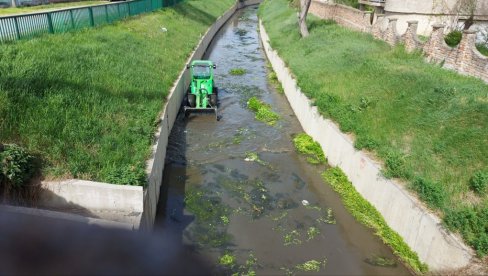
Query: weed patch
470 170 488 194
229 68 247 75
247 97 280 125
322 167 427 273
292 133 326 165
0 144 36 189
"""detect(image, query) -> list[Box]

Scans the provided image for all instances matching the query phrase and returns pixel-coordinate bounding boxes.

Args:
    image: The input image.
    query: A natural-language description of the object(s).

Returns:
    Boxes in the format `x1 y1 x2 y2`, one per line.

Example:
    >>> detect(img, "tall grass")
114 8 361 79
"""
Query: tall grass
260 0 488 255
0 0 235 185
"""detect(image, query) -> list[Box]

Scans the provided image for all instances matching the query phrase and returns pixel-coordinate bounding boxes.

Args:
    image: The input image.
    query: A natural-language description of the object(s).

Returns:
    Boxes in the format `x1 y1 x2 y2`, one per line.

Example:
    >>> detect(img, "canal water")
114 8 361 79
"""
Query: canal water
154 5 411 275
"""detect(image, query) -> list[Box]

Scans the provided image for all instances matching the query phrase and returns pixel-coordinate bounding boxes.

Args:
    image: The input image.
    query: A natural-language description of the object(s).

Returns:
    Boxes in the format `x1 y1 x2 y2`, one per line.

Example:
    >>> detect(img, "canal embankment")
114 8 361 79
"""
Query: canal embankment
259 0 485 272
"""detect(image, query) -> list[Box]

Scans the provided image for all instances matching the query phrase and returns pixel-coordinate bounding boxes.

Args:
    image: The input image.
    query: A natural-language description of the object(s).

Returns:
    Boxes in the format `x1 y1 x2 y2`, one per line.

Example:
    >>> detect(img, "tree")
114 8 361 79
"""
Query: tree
298 0 312 37
10 0 16 8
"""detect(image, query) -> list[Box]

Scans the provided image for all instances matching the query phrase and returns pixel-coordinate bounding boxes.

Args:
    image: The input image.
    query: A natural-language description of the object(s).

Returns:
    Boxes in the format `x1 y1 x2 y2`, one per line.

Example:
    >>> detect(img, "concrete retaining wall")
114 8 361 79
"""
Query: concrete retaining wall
259 20 473 271
38 0 262 231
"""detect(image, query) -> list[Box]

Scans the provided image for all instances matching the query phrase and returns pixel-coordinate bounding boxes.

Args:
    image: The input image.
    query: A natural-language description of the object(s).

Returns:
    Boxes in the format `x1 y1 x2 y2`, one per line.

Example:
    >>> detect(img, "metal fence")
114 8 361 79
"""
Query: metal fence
0 0 182 43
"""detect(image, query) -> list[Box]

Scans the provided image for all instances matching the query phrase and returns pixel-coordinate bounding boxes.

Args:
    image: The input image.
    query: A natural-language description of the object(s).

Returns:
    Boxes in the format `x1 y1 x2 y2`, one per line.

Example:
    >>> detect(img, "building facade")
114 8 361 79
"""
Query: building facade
358 0 488 36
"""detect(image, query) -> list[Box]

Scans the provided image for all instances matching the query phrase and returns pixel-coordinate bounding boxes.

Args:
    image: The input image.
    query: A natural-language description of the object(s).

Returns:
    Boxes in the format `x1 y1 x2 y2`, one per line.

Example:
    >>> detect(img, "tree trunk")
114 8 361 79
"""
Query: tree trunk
11 0 17 8
298 0 312 37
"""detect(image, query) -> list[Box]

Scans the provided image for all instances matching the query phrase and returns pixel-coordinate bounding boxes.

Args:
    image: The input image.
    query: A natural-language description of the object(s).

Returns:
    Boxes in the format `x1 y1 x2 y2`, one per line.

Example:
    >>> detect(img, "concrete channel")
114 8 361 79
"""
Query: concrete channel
154 5 412 275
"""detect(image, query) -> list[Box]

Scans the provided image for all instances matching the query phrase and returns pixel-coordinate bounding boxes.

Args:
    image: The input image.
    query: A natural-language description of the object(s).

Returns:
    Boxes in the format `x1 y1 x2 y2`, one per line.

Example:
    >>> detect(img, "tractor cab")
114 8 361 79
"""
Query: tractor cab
184 60 219 120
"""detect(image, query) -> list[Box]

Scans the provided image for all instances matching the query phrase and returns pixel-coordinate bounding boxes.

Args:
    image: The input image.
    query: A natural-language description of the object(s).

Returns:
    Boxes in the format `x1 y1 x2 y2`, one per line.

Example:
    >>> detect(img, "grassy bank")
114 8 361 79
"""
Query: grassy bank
260 0 488 256
0 1 105 16
0 0 235 185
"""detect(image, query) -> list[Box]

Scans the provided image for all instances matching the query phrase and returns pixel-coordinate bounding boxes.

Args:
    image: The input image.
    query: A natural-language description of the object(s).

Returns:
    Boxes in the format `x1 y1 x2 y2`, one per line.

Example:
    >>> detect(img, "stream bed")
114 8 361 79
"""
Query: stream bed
154 5 411 275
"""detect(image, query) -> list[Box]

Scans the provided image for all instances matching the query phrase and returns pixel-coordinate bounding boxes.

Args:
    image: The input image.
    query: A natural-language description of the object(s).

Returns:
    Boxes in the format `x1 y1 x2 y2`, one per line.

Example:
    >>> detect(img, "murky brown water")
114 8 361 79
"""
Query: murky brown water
155 6 412 275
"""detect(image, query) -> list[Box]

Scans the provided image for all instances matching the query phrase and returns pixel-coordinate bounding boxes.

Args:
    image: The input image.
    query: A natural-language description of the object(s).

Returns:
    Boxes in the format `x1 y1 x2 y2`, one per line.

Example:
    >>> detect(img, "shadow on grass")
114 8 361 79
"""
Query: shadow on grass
173 2 217 27
308 19 335 32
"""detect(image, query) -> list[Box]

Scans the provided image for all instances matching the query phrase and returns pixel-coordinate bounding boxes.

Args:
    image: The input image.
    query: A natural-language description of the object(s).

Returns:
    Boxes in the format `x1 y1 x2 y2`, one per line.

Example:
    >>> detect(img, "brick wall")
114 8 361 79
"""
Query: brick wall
309 0 488 84
309 0 372 32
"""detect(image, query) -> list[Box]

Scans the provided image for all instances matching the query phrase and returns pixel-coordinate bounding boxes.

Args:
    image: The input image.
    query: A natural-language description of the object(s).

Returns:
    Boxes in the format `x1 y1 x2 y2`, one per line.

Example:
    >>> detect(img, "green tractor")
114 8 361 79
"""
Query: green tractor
184 60 219 120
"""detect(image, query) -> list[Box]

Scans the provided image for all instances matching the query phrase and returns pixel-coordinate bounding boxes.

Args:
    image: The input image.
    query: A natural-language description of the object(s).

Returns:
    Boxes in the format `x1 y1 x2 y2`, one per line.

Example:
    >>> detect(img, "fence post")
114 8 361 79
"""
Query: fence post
88 7 95 26
128 2 132 16
13 17 21 40
117 3 121 19
46 13 54 33
69 9 75 29
105 5 109 23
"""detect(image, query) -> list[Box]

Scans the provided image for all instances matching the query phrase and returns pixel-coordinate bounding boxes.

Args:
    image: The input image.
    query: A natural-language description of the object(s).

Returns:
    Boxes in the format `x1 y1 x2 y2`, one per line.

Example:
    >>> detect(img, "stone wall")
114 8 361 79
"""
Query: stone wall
310 0 488 84
310 0 372 32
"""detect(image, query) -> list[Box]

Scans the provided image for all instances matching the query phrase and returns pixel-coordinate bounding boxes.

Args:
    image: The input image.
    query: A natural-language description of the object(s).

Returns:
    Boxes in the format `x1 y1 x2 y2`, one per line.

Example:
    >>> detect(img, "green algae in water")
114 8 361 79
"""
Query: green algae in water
293 133 326 164
295 259 327 272
223 252 259 276
247 96 280 126
244 151 269 167
283 230 302 246
365 255 397 267
229 68 247 75
216 175 275 219
307 226 320 241
281 258 328 275
219 253 236 267
184 189 232 247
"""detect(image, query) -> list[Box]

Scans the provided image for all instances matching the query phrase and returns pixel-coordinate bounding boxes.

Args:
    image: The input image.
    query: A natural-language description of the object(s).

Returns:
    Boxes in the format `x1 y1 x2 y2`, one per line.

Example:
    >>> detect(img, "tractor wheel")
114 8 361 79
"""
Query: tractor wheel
210 94 218 107
188 94 196 108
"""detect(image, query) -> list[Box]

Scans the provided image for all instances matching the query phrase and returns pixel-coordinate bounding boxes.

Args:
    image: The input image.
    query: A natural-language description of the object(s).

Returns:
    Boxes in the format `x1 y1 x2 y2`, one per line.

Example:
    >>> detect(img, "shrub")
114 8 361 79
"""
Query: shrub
105 164 146 186
411 177 446 209
0 144 36 189
469 170 488 194
444 206 488 256
445 30 462 47
383 150 409 179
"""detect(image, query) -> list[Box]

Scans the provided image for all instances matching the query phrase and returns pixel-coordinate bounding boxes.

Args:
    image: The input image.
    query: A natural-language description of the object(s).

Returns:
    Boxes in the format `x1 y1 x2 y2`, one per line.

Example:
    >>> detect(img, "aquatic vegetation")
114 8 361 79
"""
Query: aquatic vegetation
307 227 320 241
292 133 326 165
322 167 428 273
283 230 302 246
247 97 280 126
295 259 326 272
216 175 275 219
271 211 289 221
229 68 247 75
365 255 397 267
267 62 285 94
184 189 232 248
244 152 269 167
235 28 248 37
219 253 236 267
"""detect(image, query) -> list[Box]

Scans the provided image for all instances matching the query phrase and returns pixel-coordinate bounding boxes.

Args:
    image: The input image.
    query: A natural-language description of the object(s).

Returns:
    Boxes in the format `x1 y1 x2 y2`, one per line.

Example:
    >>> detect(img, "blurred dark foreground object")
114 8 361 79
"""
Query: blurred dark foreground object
0 209 211 275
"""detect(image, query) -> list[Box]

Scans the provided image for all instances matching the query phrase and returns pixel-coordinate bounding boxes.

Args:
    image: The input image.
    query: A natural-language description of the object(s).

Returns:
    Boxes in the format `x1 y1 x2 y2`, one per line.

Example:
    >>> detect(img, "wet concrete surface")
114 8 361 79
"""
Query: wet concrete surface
155 6 412 275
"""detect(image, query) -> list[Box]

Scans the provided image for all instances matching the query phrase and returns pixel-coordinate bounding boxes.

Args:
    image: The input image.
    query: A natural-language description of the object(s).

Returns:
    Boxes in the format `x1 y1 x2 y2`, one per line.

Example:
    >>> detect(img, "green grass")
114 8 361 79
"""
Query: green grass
0 1 106 15
0 0 235 185
334 0 359 8
260 0 488 257
322 167 428 273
